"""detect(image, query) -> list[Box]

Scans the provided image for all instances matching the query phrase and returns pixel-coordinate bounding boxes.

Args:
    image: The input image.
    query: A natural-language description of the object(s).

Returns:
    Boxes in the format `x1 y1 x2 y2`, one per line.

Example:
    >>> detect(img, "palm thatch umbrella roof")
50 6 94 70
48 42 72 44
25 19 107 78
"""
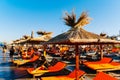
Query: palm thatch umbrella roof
48 27 119 45
45 11 120 80
18 38 30 44
11 35 31 45
28 32 52 44
47 11 119 45
12 31 53 45
12 39 20 44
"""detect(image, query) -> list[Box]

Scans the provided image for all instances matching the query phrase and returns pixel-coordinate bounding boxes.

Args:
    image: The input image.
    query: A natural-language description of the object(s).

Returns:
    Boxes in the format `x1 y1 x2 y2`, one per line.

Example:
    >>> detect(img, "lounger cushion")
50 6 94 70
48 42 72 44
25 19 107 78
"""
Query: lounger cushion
93 72 117 80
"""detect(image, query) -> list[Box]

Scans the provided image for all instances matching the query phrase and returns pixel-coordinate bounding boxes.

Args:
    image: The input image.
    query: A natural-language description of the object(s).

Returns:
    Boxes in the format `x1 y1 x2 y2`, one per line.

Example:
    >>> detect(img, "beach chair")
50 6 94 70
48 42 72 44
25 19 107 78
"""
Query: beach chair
13 55 39 66
93 72 118 80
40 69 85 80
27 61 66 78
84 57 120 72
96 62 120 72
84 57 113 65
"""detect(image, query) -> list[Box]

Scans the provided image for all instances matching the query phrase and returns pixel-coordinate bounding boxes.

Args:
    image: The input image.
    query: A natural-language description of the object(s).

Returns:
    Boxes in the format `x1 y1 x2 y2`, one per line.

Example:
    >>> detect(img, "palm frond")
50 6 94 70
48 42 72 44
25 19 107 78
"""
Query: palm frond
63 11 76 27
23 35 31 39
75 11 91 28
37 31 52 35
37 31 45 35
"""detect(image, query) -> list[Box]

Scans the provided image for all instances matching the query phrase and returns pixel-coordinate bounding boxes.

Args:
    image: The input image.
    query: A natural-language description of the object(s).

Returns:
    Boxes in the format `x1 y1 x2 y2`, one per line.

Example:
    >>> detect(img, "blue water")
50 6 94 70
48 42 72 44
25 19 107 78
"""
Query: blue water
0 50 33 80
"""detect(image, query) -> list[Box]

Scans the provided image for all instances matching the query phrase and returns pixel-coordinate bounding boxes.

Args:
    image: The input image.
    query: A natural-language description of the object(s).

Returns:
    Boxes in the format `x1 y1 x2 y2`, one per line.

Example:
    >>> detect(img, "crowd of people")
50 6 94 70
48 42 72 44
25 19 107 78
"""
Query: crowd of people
1 44 120 64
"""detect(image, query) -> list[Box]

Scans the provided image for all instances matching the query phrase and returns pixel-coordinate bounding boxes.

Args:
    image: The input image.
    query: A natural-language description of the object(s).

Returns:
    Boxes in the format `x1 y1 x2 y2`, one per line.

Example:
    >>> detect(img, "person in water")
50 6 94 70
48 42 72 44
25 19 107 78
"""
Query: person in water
2 45 7 53
9 46 15 61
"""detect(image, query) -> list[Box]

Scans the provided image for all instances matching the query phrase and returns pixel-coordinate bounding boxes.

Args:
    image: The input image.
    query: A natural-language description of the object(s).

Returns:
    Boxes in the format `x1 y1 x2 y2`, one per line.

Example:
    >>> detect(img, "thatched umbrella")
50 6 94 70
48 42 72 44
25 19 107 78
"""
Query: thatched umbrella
46 11 120 80
28 35 52 44
28 31 52 44
37 30 52 36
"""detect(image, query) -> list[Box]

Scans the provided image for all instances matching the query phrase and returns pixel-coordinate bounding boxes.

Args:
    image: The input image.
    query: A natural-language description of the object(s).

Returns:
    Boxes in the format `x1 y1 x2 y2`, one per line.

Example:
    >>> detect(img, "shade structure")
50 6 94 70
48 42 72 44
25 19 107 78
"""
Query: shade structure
45 27 120 80
12 38 30 45
47 27 120 45
28 34 52 44
18 38 30 44
12 33 52 45
45 11 120 80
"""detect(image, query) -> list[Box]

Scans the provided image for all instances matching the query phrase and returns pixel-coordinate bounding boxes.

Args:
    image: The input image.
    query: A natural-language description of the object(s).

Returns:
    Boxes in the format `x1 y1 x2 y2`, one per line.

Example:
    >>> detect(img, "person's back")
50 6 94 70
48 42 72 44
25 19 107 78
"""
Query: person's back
9 46 15 61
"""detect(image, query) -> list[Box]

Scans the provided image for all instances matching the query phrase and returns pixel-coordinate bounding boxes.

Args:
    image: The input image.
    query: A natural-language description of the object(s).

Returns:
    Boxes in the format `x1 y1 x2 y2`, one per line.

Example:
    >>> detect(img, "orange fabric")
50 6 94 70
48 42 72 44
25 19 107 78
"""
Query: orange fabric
41 69 85 80
30 49 34 55
48 62 66 72
99 57 113 63
22 55 31 59
27 68 34 73
27 66 45 73
22 51 31 59
84 57 112 64
93 72 117 80
85 63 119 70
22 49 34 59
110 62 120 66
112 48 119 53
27 62 66 76
29 55 39 62
67 69 85 78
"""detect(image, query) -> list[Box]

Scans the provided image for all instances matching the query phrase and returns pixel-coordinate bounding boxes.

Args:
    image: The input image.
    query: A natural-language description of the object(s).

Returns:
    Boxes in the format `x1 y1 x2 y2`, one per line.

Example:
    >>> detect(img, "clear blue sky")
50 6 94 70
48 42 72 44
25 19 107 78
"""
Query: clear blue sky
0 0 120 43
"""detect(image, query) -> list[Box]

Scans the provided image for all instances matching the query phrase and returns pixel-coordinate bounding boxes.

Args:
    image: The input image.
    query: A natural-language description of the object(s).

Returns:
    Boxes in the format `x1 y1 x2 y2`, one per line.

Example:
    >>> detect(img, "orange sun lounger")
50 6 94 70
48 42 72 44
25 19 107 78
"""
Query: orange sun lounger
27 61 66 78
13 55 39 66
40 69 85 80
93 72 118 80
84 57 113 65
84 57 120 72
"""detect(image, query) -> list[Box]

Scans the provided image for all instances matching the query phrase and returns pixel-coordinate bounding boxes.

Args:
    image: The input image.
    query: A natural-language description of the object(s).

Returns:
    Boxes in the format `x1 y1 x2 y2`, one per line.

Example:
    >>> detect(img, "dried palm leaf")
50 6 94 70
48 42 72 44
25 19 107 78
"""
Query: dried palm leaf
23 35 31 39
37 31 45 35
75 11 91 28
37 31 52 35
63 11 76 27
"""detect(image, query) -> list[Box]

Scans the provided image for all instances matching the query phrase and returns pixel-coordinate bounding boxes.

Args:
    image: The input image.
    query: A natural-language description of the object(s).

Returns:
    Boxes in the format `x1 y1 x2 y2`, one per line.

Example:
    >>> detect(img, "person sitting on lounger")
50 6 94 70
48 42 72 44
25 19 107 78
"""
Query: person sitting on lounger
32 48 44 68
34 57 59 70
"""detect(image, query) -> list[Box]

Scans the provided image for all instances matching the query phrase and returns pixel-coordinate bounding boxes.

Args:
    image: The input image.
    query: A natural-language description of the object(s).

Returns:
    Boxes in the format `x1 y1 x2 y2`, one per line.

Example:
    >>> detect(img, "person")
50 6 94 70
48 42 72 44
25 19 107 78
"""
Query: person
2 45 7 53
32 48 43 68
9 46 15 61
17 46 22 59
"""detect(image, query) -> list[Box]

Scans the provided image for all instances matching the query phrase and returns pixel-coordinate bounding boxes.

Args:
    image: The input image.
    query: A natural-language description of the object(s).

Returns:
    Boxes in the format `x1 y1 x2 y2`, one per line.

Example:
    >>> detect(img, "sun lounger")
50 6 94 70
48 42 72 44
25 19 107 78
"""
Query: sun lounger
13 55 39 66
84 57 120 72
97 62 120 72
84 57 113 65
40 69 85 80
27 61 66 78
93 72 118 80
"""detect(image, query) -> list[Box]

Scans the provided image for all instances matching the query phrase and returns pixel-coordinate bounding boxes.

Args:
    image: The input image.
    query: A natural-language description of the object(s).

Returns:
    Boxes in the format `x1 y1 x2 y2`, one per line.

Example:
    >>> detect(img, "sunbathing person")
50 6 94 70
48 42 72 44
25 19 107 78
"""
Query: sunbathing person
27 58 66 78
34 57 59 70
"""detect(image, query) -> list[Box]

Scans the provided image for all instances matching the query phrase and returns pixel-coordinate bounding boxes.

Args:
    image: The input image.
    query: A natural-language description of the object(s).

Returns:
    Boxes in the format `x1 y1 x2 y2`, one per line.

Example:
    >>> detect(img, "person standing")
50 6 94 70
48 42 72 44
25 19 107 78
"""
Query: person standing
9 46 15 61
2 45 7 53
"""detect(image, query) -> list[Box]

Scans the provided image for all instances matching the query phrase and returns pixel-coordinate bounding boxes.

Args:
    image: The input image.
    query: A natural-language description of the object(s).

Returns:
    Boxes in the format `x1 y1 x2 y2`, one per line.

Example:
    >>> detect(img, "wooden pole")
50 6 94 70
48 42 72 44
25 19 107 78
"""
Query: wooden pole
75 44 79 80
43 45 47 57
100 45 103 59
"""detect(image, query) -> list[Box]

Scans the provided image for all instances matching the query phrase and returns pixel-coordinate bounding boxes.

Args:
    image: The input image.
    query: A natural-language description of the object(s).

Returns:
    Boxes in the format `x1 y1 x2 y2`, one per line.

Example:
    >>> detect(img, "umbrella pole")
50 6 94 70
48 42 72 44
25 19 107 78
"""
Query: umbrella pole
43 45 47 57
100 45 103 59
75 44 79 80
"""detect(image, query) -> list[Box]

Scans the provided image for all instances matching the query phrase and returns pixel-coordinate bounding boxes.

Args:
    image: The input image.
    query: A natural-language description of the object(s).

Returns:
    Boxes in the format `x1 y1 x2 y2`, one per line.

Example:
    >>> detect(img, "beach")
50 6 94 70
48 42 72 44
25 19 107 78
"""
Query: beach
0 49 120 80
0 50 93 80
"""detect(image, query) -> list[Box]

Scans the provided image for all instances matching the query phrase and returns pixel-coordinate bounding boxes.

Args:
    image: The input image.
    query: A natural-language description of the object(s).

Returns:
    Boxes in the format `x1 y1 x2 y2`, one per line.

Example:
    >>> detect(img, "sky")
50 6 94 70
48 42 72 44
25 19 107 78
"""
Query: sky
0 0 120 43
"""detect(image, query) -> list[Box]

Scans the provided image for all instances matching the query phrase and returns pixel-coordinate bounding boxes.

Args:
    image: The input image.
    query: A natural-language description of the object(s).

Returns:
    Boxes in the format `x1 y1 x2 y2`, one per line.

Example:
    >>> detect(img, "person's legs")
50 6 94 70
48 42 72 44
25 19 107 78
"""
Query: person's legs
10 54 13 61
